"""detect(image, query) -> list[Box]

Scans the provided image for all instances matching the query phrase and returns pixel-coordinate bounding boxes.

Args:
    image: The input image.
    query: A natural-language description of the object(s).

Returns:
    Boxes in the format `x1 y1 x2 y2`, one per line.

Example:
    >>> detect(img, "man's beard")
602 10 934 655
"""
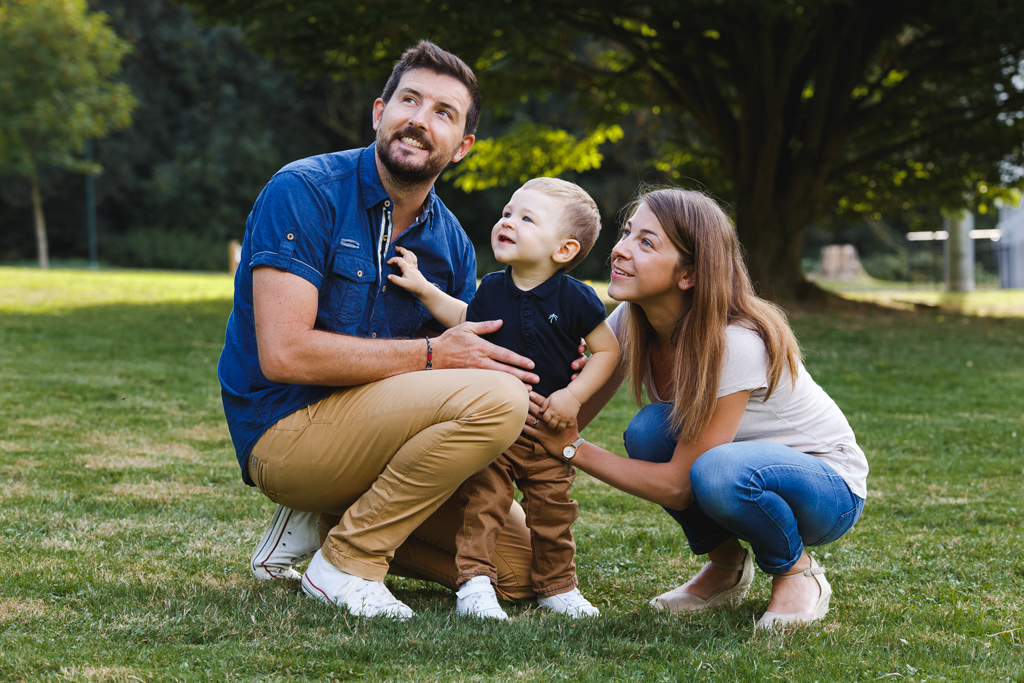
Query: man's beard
376 128 451 186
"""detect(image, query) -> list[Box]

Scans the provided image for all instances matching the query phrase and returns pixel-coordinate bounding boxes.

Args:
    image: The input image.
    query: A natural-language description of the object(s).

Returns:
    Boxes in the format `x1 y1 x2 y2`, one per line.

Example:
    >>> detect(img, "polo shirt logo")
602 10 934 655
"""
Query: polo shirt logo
548 314 559 323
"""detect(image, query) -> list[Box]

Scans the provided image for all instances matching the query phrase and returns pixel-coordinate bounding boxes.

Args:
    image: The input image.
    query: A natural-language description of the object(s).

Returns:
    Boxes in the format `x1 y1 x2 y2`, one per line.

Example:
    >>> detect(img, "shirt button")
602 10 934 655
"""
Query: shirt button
371 332 377 339
286 233 294 240
382 285 386 292
384 200 391 208
357 270 363 277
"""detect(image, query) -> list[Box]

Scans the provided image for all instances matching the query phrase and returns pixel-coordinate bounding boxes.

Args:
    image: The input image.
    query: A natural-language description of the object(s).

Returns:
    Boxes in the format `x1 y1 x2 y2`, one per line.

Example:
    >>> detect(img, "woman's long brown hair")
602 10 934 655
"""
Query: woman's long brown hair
618 188 801 444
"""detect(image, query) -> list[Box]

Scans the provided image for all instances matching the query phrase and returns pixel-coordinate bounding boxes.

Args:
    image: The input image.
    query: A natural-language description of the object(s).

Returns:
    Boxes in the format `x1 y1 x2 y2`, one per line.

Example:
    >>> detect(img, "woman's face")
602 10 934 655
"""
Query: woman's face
607 202 690 306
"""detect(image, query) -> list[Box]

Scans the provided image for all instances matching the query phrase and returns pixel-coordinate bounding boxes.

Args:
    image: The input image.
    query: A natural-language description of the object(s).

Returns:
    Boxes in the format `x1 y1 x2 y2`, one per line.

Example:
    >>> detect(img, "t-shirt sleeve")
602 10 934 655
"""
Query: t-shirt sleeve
569 280 608 339
464 271 501 323
718 326 769 397
246 170 333 289
607 301 626 341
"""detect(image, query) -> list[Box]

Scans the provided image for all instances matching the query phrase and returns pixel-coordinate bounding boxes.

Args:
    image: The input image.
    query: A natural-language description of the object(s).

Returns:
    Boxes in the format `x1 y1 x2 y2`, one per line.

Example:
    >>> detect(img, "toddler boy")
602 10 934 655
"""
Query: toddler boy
388 177 618 619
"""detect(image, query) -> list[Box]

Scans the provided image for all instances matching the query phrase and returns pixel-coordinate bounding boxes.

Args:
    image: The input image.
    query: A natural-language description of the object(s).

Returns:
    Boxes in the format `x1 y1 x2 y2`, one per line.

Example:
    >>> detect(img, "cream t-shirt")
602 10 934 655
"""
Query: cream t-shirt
608 305 868 498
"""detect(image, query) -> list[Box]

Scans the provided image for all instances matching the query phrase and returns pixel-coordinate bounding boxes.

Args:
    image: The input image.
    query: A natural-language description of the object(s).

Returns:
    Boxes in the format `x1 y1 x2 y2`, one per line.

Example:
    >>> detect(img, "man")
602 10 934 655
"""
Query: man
219 41 538 619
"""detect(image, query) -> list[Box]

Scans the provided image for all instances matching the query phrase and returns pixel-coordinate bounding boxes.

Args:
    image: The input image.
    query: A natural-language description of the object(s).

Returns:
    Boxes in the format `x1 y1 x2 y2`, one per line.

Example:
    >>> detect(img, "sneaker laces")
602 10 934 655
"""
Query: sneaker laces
341 579 411 618
539 588 600 617
555 589 595 611
456 577 508 619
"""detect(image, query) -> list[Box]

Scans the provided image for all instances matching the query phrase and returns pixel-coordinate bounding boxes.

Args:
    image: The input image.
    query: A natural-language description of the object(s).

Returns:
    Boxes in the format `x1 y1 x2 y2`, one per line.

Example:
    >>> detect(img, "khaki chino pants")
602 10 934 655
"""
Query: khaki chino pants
248 368 535 598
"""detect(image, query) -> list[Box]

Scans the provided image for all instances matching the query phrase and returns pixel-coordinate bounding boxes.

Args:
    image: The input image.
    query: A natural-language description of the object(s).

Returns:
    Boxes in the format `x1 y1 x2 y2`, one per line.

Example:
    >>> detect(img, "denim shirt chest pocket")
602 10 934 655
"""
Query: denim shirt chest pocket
323 248 376 329
387 273 448 338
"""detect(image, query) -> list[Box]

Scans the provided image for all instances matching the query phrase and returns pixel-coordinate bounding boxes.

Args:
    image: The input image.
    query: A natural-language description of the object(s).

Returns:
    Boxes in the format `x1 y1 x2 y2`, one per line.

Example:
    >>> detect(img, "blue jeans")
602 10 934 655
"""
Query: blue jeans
623 403 865 574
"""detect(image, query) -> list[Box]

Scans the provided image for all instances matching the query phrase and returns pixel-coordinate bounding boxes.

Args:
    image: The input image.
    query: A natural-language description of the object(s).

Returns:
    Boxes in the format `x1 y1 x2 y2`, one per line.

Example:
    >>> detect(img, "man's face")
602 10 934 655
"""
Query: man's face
373 68 475 186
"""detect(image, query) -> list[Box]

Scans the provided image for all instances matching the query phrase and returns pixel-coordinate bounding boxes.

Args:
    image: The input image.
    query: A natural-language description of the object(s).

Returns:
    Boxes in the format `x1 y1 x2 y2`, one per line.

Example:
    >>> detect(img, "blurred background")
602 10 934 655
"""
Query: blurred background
2 0 1023 299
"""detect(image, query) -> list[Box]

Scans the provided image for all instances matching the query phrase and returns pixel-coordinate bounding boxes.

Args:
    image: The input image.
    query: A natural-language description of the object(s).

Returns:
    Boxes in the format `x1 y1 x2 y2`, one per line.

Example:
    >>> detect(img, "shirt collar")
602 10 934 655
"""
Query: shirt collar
358 143 436 231
502 265 565 300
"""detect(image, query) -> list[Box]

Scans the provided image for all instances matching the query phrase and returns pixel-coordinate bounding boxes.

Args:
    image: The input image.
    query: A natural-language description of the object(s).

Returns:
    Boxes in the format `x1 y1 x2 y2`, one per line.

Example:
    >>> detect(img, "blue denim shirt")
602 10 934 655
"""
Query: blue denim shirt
218 144 478 484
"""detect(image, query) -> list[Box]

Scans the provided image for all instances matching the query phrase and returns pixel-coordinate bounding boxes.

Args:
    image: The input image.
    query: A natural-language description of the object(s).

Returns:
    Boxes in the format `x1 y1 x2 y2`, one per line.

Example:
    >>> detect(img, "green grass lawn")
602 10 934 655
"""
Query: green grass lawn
1 266 1022 682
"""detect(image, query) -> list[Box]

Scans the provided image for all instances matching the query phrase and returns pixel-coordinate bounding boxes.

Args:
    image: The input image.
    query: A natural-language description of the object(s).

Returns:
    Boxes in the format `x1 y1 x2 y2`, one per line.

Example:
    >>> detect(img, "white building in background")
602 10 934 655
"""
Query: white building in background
996 204 1024 289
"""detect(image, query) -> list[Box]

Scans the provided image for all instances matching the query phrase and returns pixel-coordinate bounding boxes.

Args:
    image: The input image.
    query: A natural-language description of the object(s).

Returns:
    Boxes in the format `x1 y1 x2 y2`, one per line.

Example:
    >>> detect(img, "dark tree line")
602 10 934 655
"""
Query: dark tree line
3 0 1023 297
185 0 1024 300
0 0 350 271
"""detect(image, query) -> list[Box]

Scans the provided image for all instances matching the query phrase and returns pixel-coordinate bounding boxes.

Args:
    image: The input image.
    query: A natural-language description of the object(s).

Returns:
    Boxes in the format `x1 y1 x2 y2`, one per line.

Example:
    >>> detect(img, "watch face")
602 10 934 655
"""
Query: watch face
562 446 574 459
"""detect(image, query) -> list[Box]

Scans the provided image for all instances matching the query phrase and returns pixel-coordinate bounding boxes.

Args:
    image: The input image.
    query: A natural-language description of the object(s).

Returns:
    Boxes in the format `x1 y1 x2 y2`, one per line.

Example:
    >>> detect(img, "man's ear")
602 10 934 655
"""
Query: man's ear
553 239 581 265
371 99 385 131
451 134 475 163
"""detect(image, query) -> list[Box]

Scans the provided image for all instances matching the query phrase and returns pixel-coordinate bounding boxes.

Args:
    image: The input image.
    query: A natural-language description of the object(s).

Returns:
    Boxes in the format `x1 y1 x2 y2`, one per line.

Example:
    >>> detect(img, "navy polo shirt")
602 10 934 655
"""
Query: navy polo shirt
466 267 607 398
218 144 478 484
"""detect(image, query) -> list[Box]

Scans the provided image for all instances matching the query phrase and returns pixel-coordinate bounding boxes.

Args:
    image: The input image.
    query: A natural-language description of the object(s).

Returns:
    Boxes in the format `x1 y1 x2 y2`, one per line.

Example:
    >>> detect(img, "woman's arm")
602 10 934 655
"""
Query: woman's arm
524 390 749 510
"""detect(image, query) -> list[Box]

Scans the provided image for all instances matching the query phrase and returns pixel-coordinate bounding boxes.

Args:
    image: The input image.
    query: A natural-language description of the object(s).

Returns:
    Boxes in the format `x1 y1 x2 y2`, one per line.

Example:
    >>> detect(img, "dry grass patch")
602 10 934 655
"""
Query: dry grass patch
107 480 221 501
58 665 148 683
82 433 202 468
0 598 47 623
182 423 230 442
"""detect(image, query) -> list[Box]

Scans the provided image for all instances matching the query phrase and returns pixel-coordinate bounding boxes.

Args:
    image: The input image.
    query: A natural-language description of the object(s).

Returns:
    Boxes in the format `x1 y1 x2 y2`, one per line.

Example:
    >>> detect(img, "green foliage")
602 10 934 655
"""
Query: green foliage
186 0 1024 299
447 123 625 191
2 267 1023 680
84 0 347 269
0 0 136 176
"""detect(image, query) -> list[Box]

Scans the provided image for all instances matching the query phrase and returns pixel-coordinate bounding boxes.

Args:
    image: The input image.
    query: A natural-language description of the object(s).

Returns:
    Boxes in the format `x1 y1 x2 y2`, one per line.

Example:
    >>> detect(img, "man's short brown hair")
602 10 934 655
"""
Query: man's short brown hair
381 41 481 136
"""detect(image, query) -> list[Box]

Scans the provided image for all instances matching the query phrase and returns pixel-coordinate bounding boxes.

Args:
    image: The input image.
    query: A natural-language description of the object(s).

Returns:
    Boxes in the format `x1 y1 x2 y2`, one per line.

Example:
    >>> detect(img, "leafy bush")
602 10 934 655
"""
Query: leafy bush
101 229 229 271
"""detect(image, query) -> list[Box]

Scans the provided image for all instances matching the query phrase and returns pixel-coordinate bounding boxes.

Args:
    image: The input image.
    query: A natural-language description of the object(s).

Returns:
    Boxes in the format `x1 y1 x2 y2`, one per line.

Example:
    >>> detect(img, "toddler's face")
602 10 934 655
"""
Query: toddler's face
491 188 568 269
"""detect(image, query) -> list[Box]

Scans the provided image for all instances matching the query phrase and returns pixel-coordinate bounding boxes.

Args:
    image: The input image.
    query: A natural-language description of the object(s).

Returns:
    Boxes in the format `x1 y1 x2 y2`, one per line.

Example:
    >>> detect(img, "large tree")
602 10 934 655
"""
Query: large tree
186 0 1024 300
0 0 136 269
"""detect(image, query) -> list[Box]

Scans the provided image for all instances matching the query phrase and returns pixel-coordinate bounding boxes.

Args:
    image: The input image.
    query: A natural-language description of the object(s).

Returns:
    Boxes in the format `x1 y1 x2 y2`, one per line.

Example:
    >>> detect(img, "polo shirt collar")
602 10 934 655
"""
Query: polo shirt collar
357 144 436 230
502 265 565 300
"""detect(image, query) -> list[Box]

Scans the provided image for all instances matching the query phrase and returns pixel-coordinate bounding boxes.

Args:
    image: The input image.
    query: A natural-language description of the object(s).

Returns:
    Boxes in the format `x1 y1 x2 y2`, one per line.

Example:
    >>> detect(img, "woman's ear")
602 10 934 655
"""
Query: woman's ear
677 267 696 291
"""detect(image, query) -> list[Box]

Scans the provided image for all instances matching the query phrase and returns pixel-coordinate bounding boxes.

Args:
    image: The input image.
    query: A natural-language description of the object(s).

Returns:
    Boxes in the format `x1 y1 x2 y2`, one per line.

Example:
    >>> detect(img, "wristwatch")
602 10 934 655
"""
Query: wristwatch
561 437 585 462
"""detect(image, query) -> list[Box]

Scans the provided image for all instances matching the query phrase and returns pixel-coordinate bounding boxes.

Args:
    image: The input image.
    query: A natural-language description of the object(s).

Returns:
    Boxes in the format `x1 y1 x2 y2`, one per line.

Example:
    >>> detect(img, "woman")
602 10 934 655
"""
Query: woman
524 188 867 628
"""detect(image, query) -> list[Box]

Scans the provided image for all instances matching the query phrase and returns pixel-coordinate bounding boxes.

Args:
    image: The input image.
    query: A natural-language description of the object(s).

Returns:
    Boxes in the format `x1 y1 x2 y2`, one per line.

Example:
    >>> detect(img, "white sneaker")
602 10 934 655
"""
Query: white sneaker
300 550 413 620
455 576 509 620
250 505 319 580
537 588 600 618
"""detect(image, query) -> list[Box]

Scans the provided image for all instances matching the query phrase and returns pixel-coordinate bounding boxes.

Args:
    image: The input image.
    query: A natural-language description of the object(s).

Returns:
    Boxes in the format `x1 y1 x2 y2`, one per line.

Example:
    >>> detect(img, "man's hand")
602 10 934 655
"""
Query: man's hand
432 320 539 387
570 341 588 381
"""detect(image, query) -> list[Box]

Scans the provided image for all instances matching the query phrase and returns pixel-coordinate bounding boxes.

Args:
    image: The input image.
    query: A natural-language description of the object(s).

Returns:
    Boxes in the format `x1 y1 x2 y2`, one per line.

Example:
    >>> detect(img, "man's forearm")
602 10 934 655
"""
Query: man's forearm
259 330 431 386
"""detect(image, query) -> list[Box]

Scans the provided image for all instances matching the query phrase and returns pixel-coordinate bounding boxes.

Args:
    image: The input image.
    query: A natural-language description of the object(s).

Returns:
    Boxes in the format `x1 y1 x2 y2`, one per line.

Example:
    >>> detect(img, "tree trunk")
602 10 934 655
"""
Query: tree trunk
735 207 809 304
944 210 975 292
31 168 49 270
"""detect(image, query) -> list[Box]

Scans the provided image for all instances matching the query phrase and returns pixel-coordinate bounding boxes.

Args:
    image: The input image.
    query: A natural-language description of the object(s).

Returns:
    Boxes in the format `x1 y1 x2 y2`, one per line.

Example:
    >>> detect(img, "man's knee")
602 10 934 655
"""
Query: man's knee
469 371 529 432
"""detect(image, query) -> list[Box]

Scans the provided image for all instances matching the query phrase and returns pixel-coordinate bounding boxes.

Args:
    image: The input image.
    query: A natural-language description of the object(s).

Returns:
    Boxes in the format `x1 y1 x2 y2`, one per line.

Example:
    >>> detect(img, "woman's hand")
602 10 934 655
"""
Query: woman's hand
523 390 579 458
